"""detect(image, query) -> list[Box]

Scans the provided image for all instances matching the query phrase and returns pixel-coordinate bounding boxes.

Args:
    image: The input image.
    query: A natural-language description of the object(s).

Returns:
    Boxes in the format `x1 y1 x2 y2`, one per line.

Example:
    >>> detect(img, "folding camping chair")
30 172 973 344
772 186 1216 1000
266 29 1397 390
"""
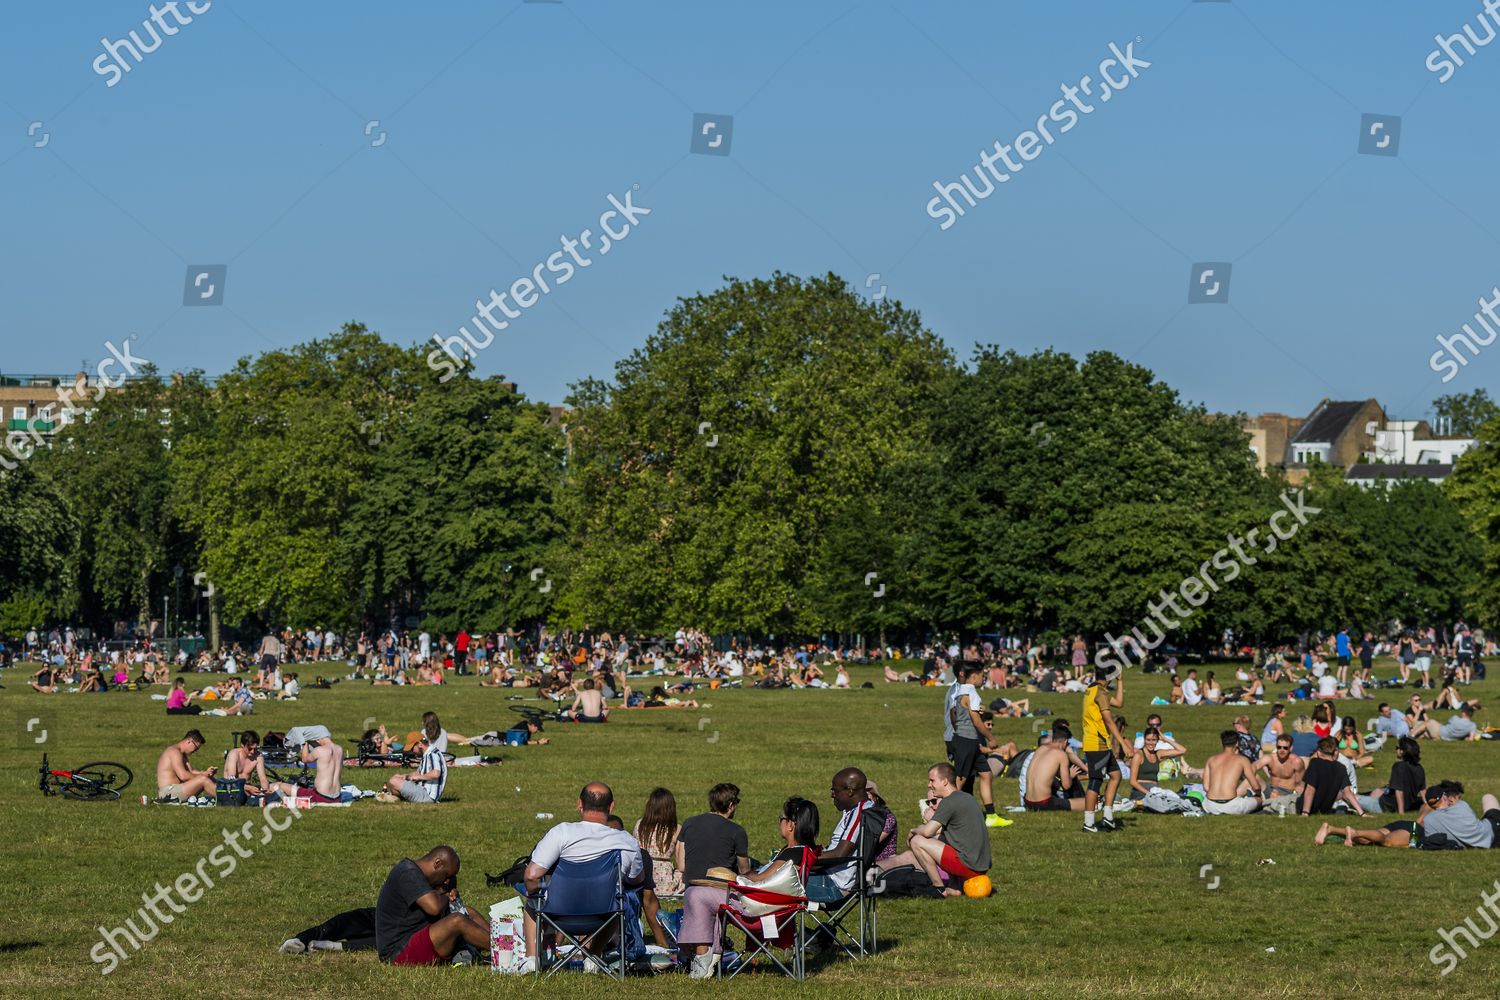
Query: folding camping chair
523 854 627 980
806 832 879 958
716 881 810 980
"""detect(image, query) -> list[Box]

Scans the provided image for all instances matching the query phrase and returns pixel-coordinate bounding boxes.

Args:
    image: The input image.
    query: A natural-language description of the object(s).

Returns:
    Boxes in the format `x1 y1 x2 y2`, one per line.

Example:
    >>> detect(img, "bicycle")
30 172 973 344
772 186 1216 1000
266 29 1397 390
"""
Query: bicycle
38 754 134 801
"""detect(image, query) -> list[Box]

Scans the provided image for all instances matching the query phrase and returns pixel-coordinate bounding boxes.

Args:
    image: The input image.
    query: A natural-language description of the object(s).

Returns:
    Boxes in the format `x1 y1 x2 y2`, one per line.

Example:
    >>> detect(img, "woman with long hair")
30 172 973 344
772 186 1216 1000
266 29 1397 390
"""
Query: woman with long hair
1336 715 1374 770
1357 736 1425 815
1312 701 1335 738
1260 704 1286 747
634 788 683 949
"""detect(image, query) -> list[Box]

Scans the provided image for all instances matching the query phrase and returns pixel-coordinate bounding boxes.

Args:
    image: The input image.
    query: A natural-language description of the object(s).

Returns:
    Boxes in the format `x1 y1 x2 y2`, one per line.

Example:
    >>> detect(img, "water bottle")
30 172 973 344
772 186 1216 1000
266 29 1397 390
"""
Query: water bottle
536 812 553 820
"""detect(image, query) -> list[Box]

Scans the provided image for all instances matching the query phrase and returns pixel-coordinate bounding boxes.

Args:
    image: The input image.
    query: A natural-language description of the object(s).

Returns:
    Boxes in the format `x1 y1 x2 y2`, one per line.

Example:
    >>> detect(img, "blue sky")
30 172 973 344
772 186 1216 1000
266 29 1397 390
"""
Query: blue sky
3 0 1499 421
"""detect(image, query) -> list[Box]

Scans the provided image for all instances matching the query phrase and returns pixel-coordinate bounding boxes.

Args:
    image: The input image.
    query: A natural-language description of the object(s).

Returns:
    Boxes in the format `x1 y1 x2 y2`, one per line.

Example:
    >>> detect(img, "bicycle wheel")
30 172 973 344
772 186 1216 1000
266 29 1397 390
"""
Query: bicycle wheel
62 761 132 800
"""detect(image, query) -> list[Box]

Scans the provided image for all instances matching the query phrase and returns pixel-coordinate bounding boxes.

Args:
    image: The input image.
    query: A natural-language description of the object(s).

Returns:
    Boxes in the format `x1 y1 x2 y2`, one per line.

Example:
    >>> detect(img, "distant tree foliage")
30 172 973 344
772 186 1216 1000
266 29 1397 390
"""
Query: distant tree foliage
0 280 1491 644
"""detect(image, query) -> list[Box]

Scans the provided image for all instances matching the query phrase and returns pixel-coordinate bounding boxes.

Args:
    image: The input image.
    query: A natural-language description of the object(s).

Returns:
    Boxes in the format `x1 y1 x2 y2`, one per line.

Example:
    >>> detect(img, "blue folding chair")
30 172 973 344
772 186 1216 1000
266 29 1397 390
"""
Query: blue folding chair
524 854 627 980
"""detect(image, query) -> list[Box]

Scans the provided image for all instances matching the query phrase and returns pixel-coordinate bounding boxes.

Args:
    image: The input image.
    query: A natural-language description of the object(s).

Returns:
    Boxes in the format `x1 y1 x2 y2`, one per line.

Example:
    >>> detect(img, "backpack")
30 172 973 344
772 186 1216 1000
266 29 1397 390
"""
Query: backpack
873 865 943 898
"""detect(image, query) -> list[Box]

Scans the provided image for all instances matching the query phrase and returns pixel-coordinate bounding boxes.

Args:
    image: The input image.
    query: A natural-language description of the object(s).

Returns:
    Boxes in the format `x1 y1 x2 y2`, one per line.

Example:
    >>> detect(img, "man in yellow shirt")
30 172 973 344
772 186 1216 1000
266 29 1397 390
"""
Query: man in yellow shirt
1081 666 1128 833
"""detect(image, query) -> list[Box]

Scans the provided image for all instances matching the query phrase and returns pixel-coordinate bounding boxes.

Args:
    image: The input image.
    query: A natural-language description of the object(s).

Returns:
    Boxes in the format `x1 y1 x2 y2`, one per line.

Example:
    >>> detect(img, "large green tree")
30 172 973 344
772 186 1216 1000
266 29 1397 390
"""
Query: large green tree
560 272 954 634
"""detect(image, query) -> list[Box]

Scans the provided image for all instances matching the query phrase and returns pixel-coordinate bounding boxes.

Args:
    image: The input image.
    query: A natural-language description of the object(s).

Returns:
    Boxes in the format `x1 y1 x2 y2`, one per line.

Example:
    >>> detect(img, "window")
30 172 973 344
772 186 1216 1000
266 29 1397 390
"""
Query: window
11 406 26 421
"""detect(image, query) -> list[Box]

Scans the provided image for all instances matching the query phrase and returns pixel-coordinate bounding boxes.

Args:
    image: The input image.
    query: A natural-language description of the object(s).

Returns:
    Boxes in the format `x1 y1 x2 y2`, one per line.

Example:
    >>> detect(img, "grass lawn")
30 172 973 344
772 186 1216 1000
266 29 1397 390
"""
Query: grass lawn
2 659 1499 998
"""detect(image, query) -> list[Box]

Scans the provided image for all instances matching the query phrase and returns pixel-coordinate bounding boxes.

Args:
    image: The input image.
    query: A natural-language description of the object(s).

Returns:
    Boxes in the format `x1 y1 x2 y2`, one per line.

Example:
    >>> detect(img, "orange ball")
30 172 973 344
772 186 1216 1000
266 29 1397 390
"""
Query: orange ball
963 875 992 898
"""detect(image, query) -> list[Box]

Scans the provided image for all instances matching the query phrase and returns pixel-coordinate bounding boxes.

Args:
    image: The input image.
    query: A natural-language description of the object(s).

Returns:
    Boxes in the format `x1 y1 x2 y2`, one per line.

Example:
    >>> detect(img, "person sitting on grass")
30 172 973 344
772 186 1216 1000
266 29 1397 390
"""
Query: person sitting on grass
876 763 990 897
375 846 489 966
1128 727 1189 809
281 878 479 956
1336 716 1374 769
1200 730 1263 815
1416 781 1500 849
30 663 58 693
386 715 450 804
154 729 218 804
1355 736 1425 815
1256 735 1307 815
564 677 608 722
633 787 683 950
223 730 298 801
1023 724 1087 812
1298 737 1368 818
166 677 201 714
286 725 344 804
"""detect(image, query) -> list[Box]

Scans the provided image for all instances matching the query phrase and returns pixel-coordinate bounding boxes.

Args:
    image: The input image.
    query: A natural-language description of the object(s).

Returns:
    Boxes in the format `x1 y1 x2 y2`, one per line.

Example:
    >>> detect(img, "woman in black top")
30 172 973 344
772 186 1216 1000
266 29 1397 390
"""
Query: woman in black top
1357 737 1426 814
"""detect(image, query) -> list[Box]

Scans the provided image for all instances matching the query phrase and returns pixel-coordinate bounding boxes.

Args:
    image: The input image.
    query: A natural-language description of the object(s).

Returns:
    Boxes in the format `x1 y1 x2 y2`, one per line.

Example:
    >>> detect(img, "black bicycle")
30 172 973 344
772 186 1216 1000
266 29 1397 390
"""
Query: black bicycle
38 754 134 800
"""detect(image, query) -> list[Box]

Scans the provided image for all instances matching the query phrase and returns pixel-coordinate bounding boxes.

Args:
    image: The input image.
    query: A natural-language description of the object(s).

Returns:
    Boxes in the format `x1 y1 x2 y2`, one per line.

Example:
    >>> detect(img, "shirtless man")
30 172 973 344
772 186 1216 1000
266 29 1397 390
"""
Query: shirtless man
155 729 218 803
566 678 607 722
288 725 344 804
223 730 298 800
1256 735 1306 815
1200 730 1263 815
1023 724 1087 812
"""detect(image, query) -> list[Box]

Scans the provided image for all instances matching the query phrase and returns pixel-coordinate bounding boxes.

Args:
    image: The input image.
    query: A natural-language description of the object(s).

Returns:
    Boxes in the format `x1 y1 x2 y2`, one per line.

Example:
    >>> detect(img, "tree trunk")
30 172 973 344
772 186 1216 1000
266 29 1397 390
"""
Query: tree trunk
209 592 221 652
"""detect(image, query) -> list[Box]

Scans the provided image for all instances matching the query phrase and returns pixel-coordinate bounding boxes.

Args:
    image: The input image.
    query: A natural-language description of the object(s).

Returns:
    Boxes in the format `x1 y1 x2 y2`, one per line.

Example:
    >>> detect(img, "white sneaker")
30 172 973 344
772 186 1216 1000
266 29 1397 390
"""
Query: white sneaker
278 938 306 955
688 953 718 979
308 939 343 952
517 956 538 974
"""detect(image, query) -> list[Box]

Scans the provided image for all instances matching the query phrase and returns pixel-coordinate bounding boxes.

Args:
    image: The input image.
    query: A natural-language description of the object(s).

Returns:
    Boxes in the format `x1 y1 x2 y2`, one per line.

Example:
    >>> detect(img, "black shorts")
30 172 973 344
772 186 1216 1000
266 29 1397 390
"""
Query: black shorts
1025 794 1071 812
1383 820 1418 837
1483 809 1500 844
950 737 982 781
1336 655 1350 666
1083 749 1119 784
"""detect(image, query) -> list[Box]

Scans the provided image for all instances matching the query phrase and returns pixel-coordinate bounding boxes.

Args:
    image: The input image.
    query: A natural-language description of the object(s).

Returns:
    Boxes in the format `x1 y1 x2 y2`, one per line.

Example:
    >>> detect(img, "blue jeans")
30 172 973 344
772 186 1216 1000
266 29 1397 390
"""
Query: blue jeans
805 873 845 904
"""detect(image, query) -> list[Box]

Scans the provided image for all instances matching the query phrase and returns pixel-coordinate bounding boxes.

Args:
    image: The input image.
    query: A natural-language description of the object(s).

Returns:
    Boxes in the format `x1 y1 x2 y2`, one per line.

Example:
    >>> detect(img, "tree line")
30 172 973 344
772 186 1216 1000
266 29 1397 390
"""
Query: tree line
3 272 1497 646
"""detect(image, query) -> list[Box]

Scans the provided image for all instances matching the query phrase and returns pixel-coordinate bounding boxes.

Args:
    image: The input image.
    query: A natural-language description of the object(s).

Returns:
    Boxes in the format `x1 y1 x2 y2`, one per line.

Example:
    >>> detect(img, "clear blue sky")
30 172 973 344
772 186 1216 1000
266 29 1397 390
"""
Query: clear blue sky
3 0 1499 421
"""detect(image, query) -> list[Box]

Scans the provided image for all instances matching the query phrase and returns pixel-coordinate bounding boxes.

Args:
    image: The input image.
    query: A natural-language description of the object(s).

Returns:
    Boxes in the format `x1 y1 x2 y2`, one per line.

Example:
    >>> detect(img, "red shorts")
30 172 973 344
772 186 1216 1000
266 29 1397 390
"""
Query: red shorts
293 788 341 804
391 925 441 966
938 844 982 881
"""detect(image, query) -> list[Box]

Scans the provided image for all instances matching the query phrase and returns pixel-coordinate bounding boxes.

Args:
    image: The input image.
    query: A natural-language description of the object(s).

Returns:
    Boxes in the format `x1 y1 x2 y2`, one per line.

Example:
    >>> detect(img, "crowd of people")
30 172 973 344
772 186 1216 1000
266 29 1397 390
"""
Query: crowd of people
279 763 992 976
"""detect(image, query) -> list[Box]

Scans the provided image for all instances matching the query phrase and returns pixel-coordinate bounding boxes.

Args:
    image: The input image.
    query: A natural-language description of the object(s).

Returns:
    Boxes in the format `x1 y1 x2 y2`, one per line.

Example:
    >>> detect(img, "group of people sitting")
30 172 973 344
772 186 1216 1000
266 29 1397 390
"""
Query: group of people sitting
275 762 993 976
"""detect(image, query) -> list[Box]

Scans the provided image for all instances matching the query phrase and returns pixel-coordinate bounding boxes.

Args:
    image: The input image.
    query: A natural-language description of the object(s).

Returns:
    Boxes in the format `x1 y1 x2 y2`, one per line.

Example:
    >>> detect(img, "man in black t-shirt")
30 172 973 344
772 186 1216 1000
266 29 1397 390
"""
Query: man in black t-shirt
375 846 488 966
677 783 750 979
1299 739 1368 817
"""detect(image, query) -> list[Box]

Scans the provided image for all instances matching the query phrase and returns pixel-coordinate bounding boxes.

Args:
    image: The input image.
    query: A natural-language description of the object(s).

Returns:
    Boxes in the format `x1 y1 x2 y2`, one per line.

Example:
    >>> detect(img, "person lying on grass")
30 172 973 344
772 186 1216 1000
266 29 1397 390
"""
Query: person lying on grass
1416 781 1500 849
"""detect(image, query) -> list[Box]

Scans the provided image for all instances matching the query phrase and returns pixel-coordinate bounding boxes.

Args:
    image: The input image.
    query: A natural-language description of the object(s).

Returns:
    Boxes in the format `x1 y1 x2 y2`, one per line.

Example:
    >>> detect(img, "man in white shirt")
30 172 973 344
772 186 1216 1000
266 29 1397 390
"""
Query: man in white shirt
418 631 431 664
1182 671 1202 706
519 782 644 972
1316 673 1338 699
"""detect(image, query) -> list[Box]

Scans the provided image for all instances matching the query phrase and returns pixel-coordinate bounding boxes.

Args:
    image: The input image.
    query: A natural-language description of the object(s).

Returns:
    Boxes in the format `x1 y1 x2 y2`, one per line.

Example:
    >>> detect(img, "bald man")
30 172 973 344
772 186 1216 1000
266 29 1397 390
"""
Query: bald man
807 766 891 903
519 782 644 974
375 846 488 966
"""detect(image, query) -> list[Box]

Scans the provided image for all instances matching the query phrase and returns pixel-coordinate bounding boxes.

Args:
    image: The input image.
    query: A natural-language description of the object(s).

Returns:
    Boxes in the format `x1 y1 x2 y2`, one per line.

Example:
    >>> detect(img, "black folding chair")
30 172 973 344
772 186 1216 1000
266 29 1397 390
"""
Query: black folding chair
523 854 626 980
806 830 879 959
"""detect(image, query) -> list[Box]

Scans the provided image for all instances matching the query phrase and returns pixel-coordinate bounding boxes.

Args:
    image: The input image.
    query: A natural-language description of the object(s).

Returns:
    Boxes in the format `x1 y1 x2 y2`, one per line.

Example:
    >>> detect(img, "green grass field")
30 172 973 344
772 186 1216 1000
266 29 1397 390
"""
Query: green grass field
3 661 1499 999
